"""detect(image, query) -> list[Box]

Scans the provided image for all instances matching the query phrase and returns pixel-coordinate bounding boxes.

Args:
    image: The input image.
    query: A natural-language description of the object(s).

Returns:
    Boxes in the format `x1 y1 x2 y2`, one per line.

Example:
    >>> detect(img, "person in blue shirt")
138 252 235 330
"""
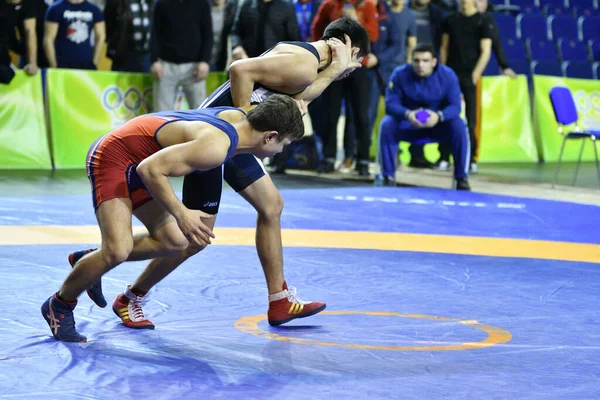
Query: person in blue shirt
44 0 105 69
377 43 470 190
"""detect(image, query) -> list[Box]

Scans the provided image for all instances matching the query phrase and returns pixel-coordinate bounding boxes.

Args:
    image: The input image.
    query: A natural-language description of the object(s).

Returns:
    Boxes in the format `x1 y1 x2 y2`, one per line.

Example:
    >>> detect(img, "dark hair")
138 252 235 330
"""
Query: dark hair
321 17 371 58
412 44 437 57
246 95 305 142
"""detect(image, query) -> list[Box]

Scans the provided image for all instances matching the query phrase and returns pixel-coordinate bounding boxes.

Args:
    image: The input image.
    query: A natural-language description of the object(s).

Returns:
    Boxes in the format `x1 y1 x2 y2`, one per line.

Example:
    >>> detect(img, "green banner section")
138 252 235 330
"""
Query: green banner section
533 75 600 162
0 71 51 169
479 76 537 162
48 69 229 169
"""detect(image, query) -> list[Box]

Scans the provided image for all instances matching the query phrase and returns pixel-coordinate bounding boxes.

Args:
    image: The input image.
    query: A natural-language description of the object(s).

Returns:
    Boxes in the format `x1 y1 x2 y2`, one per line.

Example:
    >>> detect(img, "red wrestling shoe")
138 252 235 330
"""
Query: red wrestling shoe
267 282 326 326
112 286 155 329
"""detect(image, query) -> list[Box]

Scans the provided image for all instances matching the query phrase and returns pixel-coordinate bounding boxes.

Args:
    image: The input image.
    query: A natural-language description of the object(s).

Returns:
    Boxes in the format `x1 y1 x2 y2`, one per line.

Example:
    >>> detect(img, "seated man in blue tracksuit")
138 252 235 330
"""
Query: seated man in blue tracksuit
377 43 470 190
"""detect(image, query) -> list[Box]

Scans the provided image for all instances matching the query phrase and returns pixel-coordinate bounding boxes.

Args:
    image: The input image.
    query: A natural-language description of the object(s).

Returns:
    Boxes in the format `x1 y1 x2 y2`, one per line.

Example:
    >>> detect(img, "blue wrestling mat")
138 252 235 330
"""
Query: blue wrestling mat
0 185 599 399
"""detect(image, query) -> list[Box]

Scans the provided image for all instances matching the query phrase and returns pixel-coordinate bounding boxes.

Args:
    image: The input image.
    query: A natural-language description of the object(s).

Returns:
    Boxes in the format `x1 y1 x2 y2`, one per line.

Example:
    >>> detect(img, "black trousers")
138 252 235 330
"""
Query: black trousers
439 72 476 163
318 67 371 164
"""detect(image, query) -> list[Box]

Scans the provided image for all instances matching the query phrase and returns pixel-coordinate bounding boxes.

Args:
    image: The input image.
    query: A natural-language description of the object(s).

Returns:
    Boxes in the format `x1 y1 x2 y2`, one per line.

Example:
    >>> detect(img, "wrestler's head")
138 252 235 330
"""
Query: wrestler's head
246 94 305 157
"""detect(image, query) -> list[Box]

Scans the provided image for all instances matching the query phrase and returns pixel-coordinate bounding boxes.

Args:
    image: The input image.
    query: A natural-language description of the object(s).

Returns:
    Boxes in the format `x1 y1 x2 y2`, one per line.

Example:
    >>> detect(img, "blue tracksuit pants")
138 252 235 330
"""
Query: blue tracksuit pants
378 115 470 180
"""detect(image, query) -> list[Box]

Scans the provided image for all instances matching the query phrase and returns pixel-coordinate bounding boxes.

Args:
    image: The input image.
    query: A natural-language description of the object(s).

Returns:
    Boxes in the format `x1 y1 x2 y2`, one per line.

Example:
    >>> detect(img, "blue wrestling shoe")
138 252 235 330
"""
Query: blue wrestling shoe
41 294 87 343
69 249 107 308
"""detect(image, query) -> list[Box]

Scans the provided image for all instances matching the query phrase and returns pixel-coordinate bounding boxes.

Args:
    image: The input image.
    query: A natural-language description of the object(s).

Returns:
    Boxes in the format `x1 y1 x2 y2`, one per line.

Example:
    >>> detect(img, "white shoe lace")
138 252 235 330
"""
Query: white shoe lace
286 286 309 305
129 297 147 322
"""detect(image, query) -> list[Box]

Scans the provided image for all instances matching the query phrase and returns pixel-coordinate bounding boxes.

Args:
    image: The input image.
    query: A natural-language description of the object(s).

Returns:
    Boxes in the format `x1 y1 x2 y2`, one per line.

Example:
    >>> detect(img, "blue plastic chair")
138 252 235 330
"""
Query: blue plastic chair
549 86 600 187
531 60 564 75
503 38 528 61
494 14 518 39
509 59 532 76
558 39 589 61
517 13 549 40
578 15 600 41
528 39 559 61
562 60 594 77
548 15 579 40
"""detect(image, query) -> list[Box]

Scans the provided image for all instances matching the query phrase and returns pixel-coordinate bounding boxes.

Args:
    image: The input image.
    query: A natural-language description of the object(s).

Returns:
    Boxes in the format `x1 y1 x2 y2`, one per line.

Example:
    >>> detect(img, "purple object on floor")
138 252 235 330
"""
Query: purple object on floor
416 110 430 123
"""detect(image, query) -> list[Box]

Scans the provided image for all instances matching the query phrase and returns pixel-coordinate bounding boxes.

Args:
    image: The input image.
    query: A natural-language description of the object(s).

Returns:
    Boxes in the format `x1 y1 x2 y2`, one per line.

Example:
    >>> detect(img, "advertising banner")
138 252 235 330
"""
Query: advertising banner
0 71 51 169
48 69 229 168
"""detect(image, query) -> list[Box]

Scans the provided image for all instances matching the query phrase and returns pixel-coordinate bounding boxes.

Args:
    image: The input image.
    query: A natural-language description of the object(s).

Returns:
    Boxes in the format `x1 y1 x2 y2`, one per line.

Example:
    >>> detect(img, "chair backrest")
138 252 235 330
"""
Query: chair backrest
548 15 579 40
504 38 528 60
562 60 595 77
549 86 579 126
528 39 559 61
494 14 518 39
532 60 564 75
558 38 589 61
518 13 549 40
579 15 600 41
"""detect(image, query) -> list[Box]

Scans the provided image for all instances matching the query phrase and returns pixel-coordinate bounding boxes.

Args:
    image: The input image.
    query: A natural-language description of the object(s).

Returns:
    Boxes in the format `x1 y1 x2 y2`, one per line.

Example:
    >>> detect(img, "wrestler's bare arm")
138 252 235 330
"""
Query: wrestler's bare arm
137 130 229 219
229 54 318 107
293 63 346 103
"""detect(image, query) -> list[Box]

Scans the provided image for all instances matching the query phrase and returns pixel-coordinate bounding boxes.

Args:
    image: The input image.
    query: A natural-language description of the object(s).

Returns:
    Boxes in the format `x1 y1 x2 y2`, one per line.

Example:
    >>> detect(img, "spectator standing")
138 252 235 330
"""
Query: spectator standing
104 0 152 73
439 0 492 172
150 0 213 111
16 0 47 71
311 0 379 175
210 0 237 71
476 0 516 78
230 0 300 61
44 0 105 70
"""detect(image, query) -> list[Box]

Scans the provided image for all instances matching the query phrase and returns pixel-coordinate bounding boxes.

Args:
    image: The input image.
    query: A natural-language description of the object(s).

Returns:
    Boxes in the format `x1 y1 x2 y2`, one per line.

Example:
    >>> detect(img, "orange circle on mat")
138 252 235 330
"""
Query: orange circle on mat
234 311 512 351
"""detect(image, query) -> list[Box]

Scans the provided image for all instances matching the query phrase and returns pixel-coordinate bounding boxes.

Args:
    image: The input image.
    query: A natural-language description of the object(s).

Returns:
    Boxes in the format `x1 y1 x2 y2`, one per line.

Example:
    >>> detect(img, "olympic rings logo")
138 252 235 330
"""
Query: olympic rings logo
102 85 153 126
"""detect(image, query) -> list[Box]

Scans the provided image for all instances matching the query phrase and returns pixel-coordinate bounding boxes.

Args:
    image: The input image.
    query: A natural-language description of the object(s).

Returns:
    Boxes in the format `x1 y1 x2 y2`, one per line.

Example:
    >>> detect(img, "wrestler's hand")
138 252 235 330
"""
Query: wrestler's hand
232 46 249 61
176 209 215 247
294 99 308 116
328 35 363 80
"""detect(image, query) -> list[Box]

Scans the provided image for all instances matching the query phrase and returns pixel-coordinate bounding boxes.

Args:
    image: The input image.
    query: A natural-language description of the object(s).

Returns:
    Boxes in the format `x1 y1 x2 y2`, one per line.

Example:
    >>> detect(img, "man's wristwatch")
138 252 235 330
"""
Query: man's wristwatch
436 111 444 122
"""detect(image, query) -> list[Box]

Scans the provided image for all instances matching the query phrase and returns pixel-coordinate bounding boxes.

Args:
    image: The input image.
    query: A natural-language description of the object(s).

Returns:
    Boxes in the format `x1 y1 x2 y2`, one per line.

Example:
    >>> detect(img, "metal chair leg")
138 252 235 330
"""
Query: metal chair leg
553 137 568 188
593 138 600 189
572 138 586 186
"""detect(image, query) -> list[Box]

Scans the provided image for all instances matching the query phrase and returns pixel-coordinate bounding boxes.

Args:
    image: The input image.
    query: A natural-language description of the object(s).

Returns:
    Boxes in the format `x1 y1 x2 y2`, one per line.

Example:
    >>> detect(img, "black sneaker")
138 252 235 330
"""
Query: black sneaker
454 178 471 191
357 163 369 177
69 249 107 308
41 294 87 342
409 157 434 169
317 161 335 173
